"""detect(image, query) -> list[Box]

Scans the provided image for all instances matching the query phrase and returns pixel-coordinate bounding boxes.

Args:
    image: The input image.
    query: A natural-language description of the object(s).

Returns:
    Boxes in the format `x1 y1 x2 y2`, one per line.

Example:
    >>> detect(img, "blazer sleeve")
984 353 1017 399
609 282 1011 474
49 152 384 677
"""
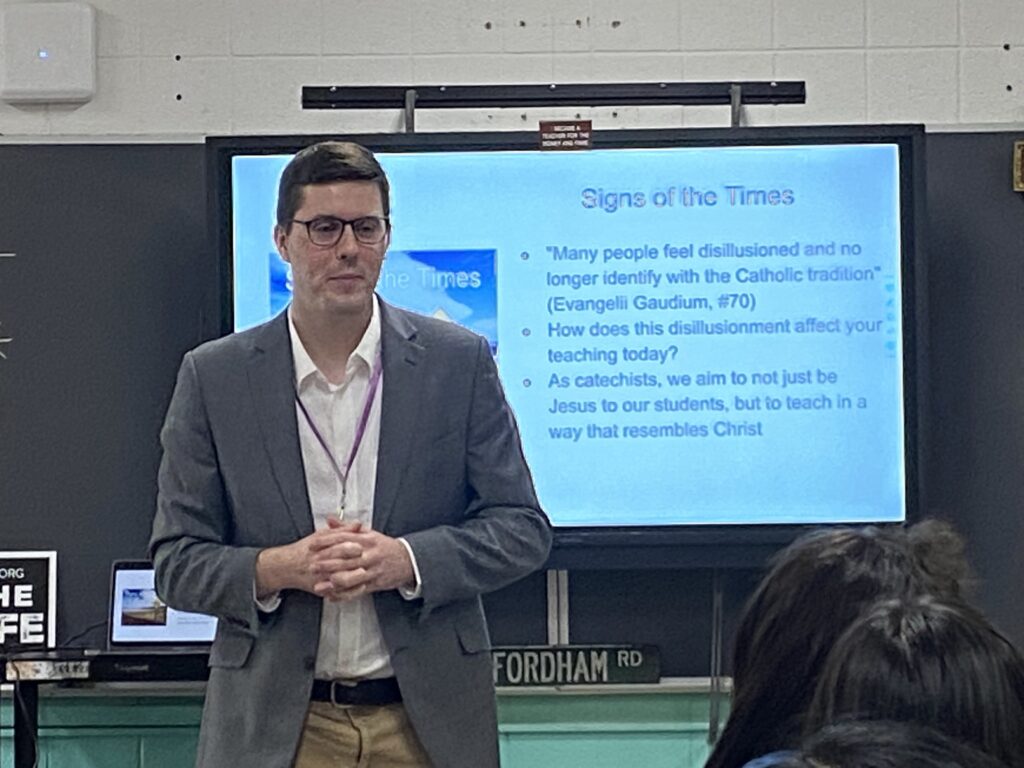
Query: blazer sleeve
402 336 552 615
149 351 264 637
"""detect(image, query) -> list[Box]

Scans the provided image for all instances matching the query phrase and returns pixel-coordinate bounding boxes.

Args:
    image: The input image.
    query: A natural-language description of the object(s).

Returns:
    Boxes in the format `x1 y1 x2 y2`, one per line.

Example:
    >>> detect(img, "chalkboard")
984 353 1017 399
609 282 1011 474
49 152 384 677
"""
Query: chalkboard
1 134 1022 673
0 145 210 649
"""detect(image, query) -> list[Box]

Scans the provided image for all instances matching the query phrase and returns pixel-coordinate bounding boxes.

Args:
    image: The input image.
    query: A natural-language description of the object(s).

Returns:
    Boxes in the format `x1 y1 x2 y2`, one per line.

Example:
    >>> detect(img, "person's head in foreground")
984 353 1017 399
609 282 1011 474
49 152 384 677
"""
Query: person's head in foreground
805 596 1024 767
706 520 968 768
743 720 1009 768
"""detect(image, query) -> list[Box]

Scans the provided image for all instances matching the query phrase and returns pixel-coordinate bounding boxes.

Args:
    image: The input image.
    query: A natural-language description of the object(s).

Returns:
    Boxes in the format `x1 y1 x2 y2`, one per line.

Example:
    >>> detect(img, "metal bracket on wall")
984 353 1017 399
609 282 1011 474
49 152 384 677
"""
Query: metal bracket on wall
729 84 743 128
403 89 417 134
0 251 14 360
547 570 570 645
302 81 806 132
708 569 725 744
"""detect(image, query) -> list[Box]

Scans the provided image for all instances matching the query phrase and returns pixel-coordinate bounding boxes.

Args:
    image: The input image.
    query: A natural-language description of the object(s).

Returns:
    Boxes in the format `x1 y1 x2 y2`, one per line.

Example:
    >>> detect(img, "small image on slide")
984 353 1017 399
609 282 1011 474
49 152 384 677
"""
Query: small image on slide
120 588 168 626
378 249 497 353
269 251 292 318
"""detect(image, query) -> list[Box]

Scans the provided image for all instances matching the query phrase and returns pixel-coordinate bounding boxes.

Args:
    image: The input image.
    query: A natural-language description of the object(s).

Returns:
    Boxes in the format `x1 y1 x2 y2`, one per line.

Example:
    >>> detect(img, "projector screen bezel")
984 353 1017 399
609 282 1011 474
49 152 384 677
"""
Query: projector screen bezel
206 124 926 568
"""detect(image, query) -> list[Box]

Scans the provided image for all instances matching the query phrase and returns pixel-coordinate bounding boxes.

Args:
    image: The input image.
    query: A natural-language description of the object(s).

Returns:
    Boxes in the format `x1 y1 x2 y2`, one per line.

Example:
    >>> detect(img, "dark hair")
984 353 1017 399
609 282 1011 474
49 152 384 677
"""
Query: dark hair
747 721 1010 768
706 521 967 768
806 598 1024 767
275 141 390 227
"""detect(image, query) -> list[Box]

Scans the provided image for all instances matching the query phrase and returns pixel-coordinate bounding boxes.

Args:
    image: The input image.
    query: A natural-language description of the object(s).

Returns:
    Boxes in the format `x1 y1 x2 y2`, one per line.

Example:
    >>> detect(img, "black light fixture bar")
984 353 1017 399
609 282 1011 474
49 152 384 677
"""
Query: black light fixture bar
302 81 805 110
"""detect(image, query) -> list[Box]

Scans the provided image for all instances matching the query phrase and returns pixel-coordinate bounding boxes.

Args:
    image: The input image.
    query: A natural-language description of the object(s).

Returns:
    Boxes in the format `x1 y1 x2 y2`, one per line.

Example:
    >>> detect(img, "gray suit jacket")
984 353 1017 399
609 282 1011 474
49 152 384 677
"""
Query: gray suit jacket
150 301 551 768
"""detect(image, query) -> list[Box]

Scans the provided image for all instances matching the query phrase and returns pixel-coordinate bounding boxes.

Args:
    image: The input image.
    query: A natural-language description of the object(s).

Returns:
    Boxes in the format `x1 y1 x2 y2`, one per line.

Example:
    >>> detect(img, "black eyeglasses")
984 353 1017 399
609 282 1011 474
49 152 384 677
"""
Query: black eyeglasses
291 215 390 246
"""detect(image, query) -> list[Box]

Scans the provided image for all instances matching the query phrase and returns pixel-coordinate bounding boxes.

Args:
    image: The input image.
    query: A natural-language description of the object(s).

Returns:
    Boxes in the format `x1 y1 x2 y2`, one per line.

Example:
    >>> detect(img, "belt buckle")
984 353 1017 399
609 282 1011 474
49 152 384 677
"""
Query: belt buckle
329 680 354 709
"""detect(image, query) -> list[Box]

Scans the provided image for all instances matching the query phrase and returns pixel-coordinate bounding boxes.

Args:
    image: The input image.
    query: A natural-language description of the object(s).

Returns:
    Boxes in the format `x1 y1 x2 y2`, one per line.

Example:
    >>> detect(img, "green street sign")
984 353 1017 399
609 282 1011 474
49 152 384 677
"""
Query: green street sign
492 645 660 686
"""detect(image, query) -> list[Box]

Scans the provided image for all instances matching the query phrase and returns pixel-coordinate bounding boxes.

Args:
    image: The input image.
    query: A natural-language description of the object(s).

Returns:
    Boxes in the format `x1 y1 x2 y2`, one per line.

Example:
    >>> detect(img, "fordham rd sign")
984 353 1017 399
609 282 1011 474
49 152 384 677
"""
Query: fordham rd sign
492 645 659 687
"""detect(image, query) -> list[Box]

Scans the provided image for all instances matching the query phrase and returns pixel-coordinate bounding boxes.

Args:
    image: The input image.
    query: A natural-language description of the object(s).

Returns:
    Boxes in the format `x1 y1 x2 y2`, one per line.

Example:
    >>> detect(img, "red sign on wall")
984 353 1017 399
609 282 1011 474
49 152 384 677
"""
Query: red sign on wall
539 120 593 151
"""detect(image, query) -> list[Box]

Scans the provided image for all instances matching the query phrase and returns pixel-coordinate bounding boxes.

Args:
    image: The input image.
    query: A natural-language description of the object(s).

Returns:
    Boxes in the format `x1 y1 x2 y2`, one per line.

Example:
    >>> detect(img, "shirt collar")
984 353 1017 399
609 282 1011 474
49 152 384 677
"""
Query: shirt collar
288 296 382 388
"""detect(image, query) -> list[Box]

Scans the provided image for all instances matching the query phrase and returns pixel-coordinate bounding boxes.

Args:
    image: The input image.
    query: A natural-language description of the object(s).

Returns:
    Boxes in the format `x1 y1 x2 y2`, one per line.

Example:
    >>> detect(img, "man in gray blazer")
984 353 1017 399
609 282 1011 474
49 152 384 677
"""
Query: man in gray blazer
150 141 551 768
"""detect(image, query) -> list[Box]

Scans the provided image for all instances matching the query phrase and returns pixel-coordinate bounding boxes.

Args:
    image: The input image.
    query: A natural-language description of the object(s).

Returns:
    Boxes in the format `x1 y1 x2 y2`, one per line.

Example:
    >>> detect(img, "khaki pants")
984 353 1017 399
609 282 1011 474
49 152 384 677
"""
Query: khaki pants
294 701 432 768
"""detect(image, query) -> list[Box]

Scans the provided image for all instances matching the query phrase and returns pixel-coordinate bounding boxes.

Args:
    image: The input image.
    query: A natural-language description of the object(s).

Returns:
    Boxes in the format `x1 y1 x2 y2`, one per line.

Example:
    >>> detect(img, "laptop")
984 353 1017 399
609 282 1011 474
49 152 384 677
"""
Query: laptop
107 560 217 652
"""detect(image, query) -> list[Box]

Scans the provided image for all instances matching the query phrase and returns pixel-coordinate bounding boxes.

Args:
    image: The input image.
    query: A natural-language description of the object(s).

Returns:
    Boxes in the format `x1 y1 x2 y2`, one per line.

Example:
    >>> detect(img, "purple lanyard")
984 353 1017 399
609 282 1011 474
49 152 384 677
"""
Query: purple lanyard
295 354 383 517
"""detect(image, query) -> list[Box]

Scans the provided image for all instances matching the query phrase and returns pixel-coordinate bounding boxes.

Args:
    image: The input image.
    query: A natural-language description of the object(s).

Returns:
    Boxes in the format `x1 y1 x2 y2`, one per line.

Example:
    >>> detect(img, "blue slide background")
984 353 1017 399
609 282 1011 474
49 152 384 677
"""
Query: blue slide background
231 144 905 527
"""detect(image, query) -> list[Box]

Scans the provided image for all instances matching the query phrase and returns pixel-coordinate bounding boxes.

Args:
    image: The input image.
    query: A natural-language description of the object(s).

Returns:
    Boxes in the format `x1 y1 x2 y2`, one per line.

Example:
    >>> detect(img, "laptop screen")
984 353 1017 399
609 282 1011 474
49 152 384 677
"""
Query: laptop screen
108 560 217 648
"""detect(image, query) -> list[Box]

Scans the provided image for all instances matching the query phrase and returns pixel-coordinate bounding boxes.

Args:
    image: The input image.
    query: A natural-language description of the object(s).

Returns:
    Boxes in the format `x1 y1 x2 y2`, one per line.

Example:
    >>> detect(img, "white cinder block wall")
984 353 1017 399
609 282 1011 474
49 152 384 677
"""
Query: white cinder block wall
0 0 1021 139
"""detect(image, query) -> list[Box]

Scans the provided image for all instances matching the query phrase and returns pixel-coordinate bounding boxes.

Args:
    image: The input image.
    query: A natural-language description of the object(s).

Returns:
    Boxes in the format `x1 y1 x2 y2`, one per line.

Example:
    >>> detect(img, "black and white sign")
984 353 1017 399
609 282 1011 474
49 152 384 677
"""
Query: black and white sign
0 551 56 651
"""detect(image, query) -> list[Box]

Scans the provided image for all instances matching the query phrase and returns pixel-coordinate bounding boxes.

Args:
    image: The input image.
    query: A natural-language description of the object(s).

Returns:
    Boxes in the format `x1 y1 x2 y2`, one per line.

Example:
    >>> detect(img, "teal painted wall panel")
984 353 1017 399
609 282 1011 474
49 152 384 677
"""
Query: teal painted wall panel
0 728 201 768
497 693 715 768
1 697 205 768
40 698 204 727
501 731 710 768
2 691 718 768
42 733 139 768
139 731 200 767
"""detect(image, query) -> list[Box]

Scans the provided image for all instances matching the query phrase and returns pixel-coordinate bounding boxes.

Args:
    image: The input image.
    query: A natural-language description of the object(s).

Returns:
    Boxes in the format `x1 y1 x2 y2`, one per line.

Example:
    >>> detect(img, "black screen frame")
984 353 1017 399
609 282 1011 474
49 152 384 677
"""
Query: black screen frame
206 124 926 569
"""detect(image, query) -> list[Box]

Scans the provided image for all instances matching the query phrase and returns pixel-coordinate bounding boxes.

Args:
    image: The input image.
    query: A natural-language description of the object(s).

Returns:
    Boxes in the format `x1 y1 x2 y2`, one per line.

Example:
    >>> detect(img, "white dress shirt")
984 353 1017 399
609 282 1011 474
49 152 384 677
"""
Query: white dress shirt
268 297 420 681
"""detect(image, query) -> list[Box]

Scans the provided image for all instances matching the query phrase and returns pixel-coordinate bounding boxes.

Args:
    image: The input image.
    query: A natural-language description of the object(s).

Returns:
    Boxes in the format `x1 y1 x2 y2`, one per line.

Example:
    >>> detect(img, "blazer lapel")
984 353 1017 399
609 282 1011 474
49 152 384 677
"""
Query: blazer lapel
374 303 424 533
247 313 314 539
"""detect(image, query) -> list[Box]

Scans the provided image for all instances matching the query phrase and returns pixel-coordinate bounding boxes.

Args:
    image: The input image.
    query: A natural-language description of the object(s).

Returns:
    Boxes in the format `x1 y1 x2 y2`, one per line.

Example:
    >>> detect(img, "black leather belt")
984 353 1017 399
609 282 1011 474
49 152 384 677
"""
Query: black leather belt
311 677 402 706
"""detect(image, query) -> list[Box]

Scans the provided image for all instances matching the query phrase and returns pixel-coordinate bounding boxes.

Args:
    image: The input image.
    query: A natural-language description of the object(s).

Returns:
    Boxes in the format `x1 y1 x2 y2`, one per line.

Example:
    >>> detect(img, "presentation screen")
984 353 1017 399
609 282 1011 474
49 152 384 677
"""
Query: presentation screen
213 127 921 534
